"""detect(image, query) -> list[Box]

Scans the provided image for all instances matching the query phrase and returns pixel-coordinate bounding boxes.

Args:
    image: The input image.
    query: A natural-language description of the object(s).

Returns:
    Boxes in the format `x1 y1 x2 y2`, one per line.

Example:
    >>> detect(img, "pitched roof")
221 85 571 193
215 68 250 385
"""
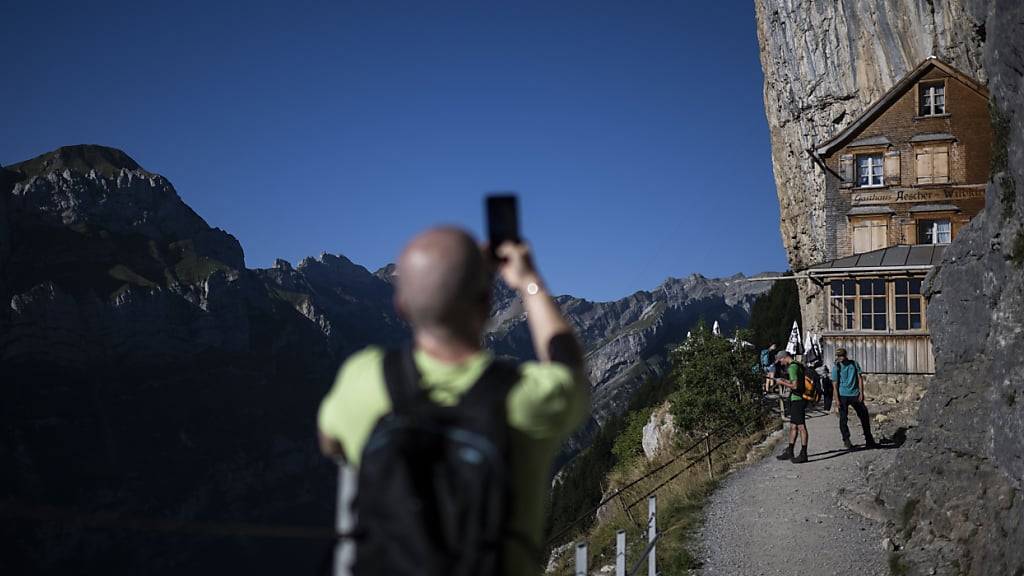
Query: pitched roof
807 244 946 273
814 58 988 158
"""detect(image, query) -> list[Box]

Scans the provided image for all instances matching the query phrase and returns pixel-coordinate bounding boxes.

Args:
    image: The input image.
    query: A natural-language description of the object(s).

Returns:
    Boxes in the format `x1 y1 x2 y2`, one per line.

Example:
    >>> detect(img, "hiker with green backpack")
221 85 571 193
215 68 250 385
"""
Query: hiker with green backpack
772 350 816 464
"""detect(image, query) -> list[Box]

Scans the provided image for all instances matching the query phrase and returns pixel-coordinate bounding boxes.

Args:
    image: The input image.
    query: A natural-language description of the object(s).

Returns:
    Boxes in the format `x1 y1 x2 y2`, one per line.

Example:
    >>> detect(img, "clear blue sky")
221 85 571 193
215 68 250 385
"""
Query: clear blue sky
1 0 786 302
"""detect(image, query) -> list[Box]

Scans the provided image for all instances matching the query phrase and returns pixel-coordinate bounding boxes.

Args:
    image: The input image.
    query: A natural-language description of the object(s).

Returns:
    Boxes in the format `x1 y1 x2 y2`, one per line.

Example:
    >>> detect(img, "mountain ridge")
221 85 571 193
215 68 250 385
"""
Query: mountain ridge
0 144 775 574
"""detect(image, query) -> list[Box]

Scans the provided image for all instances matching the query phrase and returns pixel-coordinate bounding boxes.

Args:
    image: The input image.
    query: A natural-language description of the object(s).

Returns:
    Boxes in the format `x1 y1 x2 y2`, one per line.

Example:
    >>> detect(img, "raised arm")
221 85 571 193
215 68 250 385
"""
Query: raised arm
495 242 583 368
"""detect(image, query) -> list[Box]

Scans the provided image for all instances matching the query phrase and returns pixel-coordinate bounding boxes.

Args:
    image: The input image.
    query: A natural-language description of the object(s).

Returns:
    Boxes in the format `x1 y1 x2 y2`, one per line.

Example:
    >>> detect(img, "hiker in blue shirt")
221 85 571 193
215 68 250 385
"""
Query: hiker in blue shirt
760 343 778 393
830 348 877 449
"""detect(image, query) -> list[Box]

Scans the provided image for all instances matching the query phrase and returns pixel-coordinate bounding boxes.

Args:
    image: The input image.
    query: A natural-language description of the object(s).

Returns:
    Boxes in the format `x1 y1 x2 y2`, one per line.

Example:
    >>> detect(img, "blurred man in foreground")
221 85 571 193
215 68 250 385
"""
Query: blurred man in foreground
317 227 590 576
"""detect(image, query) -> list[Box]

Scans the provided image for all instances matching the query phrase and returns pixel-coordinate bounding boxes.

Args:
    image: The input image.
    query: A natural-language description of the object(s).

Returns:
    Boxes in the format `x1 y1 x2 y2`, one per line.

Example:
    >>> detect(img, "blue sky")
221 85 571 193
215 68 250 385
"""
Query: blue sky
1 1 786 302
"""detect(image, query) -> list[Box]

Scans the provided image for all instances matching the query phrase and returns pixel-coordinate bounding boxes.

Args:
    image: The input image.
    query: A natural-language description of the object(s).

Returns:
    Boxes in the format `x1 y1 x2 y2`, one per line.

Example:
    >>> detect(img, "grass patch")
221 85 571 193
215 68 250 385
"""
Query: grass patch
172 253 230 284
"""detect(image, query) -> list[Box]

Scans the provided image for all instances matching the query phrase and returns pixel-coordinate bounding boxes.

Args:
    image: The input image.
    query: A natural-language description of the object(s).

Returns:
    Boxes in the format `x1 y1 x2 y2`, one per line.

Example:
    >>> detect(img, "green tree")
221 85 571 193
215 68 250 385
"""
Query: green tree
668 322 763 436
610 406 653 467
748 274 802 350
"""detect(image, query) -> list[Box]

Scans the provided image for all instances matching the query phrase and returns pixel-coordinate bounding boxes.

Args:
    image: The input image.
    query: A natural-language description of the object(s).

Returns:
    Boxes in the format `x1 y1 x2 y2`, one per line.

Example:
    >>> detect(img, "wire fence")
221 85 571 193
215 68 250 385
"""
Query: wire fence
548 407 776 575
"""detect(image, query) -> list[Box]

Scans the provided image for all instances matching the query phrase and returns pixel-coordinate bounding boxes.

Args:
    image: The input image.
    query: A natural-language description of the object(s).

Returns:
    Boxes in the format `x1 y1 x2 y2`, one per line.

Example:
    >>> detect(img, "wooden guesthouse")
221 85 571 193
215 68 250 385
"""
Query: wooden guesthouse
803 57 992 389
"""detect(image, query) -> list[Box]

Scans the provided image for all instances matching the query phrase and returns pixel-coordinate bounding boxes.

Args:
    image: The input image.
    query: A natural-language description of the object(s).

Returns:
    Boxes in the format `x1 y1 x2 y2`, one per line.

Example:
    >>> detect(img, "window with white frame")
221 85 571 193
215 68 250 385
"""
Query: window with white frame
917 219 952 244
859 279 887 331
856 154 884 187
894 278 924 330
828 278 889 332
829 280 857 331
919 82 946 116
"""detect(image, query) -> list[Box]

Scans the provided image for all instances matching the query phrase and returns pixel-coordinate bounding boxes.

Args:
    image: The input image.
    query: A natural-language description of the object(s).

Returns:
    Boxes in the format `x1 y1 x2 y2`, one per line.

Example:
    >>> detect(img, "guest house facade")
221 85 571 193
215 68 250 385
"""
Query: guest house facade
804 57 992 391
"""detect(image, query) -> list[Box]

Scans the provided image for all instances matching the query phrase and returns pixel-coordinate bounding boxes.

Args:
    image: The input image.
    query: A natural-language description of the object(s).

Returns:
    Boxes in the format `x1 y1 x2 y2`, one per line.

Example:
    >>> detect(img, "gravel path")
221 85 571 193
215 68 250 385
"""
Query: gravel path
694 405 898 576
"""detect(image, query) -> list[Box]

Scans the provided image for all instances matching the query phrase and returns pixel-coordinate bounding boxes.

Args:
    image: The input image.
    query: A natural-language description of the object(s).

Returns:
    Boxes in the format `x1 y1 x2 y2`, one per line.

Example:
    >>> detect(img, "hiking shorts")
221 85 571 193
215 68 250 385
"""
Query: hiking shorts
789 398 807 425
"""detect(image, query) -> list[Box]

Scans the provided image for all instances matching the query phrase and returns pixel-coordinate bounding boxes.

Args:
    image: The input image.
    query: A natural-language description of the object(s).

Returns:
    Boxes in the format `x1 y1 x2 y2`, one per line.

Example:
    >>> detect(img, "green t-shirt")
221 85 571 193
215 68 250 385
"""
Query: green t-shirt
788 361 805 401
317 346 590 576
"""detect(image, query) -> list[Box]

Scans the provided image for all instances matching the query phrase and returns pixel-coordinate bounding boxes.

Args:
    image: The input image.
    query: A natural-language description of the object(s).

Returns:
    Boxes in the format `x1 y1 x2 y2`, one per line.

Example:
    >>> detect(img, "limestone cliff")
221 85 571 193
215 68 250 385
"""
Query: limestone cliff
876 1 1024 573
755 0 985 330
756 0 1024 573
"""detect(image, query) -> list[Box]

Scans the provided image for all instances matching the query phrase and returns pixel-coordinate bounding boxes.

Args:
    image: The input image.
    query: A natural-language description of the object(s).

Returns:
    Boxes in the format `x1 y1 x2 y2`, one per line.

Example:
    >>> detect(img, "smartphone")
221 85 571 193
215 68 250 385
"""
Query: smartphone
486 194 519 258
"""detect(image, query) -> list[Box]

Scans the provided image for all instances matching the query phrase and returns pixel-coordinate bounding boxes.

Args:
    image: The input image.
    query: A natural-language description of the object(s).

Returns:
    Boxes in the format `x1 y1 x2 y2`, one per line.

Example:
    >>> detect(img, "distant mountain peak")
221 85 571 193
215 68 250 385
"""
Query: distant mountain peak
8 144 147 179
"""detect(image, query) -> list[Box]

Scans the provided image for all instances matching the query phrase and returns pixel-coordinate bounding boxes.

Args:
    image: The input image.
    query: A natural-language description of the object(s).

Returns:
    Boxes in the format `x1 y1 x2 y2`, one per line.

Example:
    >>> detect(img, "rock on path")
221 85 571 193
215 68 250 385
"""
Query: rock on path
695 406 897 576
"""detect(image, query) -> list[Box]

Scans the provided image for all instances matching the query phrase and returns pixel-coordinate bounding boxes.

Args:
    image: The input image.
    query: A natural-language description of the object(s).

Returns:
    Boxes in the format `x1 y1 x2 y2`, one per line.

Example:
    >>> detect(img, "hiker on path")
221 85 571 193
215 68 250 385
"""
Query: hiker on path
317 228 590 576
803 339 832 411
773 350 808 464
830 348 876 450
760 343 777 393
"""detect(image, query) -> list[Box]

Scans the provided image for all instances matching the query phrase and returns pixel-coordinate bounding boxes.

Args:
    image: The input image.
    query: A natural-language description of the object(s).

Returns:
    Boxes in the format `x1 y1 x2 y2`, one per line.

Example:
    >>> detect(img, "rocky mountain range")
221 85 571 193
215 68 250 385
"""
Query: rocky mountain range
0 144 773 574
756 0 1023 573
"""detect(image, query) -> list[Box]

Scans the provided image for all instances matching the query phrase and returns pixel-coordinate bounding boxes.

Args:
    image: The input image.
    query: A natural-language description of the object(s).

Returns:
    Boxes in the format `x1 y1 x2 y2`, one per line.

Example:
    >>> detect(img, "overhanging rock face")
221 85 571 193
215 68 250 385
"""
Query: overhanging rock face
756 0 1024 573
754 0 985 331
876 1 1024 573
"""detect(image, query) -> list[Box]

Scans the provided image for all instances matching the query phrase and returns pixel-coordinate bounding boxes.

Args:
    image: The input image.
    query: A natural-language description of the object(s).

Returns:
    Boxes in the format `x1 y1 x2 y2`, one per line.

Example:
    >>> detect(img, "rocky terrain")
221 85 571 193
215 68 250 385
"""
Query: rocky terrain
756 0 1023 573
0 145 772 574
0 145 406 575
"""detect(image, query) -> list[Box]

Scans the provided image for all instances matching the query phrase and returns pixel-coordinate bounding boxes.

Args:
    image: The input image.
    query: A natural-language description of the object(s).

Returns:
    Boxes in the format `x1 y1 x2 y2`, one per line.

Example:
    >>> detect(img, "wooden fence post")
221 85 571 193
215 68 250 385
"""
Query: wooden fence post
619 491 640 529
705 434 714 481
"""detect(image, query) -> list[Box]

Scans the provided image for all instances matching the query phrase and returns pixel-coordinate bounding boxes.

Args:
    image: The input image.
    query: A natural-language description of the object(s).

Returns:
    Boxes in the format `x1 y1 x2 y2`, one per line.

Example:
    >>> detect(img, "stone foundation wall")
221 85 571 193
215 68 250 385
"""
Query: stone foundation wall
862 373 930 403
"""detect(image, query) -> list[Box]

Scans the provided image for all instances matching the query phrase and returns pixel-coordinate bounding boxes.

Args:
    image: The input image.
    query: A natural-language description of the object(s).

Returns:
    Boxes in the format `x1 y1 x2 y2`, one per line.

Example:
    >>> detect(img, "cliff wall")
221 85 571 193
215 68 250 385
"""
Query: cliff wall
755 0 985 331
756 0 1024 573
877 1 1024 573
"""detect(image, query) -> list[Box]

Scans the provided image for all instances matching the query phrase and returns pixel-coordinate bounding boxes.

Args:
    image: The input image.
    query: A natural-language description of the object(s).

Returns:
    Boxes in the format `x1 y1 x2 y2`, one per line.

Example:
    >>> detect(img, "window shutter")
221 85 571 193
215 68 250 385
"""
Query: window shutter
884 150 901 185
853 223 870 253
839 154 854 188
916 149 932 184
870 220 889 251
934 148 949 182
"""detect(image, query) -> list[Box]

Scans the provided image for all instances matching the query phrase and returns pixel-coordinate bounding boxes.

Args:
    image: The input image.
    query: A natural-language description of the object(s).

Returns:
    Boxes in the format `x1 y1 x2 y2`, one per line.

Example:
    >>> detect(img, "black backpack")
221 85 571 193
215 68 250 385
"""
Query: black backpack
352 348 520 576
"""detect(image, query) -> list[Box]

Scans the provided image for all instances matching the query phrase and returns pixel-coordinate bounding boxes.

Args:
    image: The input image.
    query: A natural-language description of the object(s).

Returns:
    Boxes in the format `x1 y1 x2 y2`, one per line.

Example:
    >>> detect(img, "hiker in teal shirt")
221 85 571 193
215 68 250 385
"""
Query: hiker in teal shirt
830 348 876 449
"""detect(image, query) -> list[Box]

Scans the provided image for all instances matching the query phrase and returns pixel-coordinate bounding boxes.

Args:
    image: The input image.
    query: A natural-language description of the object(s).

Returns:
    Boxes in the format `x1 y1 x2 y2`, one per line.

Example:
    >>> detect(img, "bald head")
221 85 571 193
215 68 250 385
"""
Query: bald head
395 227 490 338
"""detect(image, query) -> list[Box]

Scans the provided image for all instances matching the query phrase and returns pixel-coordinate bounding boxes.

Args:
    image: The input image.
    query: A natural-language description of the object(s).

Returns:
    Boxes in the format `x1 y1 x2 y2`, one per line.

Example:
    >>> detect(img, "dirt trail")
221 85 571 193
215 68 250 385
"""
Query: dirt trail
694 405 898 576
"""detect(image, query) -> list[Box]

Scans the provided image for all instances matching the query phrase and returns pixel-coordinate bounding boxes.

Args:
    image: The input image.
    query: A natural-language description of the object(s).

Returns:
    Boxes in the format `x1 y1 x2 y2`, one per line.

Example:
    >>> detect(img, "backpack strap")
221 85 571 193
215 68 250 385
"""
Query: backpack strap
456 358 520 413
382 346 426 415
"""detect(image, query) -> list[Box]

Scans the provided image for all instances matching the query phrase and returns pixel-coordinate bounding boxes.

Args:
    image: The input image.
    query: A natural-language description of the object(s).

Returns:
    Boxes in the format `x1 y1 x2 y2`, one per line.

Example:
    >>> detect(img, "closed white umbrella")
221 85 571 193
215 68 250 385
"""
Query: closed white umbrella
785 320 803 355
803 330 814 357
712 320 722 337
